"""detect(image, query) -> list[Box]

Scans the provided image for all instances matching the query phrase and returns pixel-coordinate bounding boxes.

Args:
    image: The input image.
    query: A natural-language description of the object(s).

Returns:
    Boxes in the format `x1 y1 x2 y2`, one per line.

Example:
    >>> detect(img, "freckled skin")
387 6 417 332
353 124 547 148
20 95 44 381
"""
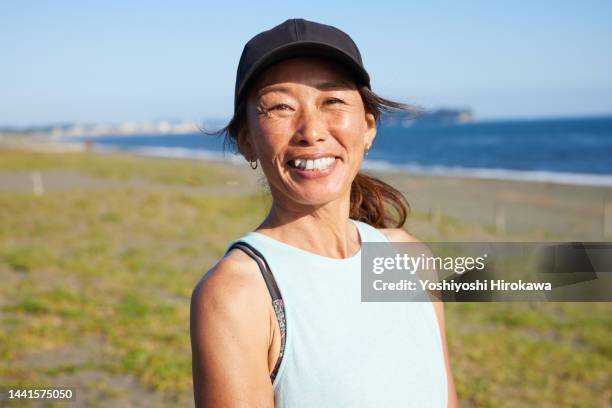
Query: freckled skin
240 56 377 211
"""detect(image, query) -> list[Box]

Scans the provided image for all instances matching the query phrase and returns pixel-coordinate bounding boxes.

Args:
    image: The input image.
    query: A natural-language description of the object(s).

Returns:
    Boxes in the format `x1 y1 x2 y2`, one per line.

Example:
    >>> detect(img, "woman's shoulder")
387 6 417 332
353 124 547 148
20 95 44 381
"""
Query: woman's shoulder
377 227 422 243
195 248 259 285
377 227 434 256
191 248 271 325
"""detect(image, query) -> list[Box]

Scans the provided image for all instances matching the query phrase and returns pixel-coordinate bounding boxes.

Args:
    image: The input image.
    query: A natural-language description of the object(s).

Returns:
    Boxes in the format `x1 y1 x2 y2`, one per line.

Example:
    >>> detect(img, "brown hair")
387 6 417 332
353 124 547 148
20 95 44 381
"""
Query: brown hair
208 82 417 229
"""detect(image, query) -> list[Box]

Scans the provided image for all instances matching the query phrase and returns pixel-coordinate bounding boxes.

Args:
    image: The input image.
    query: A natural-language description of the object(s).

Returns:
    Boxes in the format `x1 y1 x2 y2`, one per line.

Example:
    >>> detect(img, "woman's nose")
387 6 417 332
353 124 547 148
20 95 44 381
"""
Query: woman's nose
293 107 328 145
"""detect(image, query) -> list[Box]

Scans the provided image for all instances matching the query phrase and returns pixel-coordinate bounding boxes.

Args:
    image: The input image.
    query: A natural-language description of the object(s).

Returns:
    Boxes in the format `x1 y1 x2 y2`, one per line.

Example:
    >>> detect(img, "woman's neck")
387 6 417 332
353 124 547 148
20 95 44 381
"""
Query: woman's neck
256 197 360 259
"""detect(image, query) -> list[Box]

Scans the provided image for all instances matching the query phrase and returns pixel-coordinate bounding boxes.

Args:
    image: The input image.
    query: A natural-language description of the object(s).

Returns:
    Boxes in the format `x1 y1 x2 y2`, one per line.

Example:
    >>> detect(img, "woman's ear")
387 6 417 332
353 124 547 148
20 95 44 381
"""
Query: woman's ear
364 112 377 149
237 127 257 162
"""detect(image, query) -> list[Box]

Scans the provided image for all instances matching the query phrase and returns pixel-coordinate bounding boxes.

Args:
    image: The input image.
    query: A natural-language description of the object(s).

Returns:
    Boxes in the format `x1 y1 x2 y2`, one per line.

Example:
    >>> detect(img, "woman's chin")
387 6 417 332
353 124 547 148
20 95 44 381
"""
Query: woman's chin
276 159 352 204
285 180 349 206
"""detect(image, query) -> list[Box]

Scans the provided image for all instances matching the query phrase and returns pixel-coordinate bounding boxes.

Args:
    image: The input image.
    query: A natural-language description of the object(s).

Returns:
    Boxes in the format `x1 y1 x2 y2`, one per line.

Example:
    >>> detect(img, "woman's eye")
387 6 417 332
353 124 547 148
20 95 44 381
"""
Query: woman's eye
272 104 291 111
325 98 345 105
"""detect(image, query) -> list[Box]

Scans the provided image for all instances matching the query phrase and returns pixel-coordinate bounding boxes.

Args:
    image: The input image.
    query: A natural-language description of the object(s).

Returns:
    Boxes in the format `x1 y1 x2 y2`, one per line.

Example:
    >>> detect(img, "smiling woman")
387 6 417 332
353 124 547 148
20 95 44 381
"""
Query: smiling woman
227 60 412 227
191 18 458 408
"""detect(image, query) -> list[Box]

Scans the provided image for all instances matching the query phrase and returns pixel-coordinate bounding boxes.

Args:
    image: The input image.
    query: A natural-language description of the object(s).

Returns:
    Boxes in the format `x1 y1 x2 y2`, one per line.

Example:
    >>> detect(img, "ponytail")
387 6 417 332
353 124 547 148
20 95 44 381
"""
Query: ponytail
350 172 409 228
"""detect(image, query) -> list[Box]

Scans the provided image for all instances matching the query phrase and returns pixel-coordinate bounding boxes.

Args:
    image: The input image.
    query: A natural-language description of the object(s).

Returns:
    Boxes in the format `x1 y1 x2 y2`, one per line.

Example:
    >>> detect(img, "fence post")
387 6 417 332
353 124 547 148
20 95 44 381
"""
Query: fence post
494 197 506 235
604 197 612 239
31 171 44 196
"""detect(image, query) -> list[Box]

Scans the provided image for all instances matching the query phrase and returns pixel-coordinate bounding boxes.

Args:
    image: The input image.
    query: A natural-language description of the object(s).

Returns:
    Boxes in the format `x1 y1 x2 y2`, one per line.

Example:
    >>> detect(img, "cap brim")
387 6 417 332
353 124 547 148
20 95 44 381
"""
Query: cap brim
235 40 371 108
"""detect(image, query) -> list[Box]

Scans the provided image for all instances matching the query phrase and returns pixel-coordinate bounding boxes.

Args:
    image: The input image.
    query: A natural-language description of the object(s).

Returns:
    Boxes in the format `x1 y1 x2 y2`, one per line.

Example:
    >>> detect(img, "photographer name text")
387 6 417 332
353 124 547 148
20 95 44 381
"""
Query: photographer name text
373 279 552 292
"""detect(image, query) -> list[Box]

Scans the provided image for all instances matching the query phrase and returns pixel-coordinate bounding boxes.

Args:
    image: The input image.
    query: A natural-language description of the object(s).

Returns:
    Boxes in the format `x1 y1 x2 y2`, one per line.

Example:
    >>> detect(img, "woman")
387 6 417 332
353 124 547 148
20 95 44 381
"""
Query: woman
191 18 458 407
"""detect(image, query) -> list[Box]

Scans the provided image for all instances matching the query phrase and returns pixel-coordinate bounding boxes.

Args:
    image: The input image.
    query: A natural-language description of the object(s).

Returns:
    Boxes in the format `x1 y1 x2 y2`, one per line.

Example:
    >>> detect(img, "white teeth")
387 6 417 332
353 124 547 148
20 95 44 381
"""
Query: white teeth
291 157 336 171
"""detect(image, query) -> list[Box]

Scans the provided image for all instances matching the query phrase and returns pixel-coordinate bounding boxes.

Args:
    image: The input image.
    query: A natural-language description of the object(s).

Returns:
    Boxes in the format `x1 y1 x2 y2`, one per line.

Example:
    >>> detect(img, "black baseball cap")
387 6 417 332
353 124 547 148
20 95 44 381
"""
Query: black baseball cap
234 18 371 114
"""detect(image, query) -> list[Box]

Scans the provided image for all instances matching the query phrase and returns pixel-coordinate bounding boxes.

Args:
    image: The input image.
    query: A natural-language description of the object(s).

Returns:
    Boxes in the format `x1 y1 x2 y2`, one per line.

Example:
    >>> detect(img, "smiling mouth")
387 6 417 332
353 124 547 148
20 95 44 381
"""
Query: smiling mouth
287 157 338 171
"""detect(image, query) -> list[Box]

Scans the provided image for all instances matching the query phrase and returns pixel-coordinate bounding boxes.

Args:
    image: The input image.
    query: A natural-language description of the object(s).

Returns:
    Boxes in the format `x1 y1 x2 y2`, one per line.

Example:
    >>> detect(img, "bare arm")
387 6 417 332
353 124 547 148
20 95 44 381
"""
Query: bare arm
190 255 275 407
380 228 459 408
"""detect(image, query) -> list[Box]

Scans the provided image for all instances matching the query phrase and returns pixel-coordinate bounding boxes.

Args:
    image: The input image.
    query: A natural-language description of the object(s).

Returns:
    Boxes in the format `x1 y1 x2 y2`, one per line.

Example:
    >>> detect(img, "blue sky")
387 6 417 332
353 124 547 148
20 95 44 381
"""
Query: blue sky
2 1 611 126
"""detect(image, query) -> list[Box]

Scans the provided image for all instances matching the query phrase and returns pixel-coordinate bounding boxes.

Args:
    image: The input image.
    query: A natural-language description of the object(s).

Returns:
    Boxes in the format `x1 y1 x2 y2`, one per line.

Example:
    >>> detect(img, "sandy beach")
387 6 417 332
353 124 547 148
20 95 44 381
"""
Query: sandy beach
374 168 612 241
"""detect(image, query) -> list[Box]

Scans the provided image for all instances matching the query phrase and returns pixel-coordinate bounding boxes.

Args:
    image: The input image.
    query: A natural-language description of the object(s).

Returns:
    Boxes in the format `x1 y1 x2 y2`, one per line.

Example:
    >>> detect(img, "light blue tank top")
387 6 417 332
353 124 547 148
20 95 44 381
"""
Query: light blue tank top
224 219 448 407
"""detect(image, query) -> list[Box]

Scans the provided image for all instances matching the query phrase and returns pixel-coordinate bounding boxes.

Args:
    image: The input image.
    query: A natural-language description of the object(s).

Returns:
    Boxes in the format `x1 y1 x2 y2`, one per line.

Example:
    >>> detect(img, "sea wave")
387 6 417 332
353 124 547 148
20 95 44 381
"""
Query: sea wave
91 144 246 165
89 143 612 187
362 159 612 187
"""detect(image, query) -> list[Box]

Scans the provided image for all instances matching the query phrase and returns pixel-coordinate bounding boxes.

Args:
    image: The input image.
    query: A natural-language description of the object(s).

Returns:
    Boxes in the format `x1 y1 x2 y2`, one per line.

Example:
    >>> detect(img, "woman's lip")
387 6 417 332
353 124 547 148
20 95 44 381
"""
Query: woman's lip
287 157 339 179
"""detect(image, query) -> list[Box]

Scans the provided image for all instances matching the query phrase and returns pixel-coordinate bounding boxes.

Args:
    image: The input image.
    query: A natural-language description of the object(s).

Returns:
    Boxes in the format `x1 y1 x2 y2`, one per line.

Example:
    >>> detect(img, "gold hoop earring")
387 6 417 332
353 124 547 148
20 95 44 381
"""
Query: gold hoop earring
249 159 258 170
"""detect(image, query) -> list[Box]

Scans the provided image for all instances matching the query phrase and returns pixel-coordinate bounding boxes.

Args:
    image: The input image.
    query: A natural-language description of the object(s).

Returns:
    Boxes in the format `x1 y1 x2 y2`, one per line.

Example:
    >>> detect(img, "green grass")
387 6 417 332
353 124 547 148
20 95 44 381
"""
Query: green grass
0 148 237 187
0 148 610 407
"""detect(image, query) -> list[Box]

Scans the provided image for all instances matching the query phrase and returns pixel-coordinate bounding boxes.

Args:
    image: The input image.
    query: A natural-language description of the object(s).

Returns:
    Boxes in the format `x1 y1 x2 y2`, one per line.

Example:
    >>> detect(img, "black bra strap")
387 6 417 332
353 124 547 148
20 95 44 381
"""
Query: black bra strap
227 241 286 382
227 241 282 302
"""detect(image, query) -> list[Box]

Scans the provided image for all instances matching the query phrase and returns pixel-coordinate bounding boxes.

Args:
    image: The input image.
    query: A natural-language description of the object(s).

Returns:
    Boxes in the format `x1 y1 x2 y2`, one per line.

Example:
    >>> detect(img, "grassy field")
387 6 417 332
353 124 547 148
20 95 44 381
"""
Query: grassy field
0 149 610 407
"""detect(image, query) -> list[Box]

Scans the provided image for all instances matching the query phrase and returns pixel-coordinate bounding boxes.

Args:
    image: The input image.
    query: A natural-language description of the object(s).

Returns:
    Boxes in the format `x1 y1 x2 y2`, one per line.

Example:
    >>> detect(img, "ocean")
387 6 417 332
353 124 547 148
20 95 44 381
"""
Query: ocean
58 116 612 187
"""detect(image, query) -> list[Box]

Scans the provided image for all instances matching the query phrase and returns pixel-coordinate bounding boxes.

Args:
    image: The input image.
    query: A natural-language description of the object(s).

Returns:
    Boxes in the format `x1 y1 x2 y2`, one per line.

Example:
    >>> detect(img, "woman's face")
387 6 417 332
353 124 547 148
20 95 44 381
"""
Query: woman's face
242 56 376 207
